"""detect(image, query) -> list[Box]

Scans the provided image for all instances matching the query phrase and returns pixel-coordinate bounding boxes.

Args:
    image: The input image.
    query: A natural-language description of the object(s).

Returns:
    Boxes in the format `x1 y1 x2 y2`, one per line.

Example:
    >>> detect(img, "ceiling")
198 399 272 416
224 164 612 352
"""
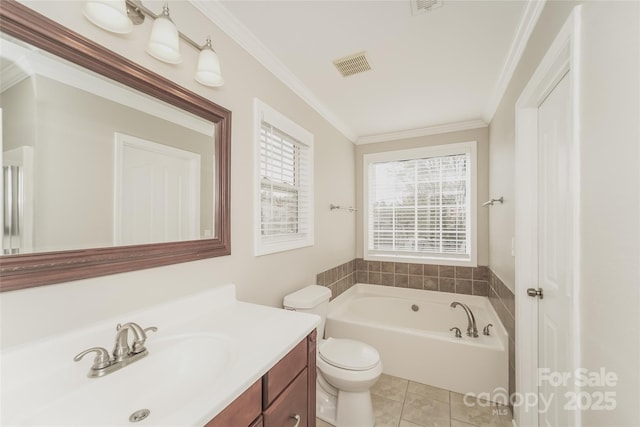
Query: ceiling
194 0 543 143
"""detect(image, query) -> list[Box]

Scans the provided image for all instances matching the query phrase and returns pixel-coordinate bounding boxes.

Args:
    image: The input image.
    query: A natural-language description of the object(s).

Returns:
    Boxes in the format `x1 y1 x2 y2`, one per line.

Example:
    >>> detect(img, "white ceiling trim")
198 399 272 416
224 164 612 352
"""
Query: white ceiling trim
356 119 488 145
482 0 547 123
191 0 358 142
0 56 32 93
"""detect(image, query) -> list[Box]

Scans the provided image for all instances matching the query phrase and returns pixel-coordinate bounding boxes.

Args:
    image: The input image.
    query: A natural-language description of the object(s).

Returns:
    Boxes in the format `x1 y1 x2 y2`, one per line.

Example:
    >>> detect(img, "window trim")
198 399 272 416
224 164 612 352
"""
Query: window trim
254 99 314 256
363 141 477 267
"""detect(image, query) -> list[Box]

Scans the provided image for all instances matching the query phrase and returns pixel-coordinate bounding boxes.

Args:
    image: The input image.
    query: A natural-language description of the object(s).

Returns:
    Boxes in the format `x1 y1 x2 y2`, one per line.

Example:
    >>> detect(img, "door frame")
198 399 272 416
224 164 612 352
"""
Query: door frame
514 7 582 426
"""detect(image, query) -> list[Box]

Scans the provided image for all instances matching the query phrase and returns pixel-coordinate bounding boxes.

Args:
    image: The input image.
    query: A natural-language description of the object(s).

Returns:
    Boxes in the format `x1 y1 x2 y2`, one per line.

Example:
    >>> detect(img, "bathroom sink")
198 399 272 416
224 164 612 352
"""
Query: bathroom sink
2 284 320 427
14 333 234 426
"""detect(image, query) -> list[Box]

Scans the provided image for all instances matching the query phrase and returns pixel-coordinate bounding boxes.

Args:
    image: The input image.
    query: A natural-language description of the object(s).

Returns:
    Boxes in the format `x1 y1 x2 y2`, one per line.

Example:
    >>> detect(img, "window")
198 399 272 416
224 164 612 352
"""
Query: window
364 141 477 266
254 99 313 256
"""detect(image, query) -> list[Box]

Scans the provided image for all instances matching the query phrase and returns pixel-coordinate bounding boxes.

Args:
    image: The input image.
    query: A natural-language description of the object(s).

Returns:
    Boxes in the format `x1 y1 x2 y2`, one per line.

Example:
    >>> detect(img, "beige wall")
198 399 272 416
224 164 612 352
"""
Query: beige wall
488 0 579 291
0 77 37 152
355 126 490 266
578 2 639 425
1 1 355 347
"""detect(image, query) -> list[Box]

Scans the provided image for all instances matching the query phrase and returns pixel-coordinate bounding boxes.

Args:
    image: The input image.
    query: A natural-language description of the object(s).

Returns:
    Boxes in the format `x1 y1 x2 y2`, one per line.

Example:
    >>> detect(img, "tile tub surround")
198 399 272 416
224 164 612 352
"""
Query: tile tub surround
487 270 516 403
317 373 513 427
354 259 489 298
315 260 356 299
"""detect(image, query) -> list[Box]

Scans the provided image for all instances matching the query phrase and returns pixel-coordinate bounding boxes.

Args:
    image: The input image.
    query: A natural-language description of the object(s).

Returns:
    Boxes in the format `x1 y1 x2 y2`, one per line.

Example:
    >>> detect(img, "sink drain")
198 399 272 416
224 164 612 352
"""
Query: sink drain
129 409 150 423
411 304 419 312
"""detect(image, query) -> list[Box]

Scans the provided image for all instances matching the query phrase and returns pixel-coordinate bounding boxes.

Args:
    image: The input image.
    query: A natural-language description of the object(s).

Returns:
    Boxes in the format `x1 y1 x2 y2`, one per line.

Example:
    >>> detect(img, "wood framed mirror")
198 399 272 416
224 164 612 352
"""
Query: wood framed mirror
0 0 231 292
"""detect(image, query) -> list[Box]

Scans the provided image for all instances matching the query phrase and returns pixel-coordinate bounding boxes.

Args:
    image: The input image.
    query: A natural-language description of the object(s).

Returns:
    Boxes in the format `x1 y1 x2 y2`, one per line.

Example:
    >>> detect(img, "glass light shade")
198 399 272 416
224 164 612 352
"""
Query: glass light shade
83 0 133 34
145 7 181 64
195 42 224 87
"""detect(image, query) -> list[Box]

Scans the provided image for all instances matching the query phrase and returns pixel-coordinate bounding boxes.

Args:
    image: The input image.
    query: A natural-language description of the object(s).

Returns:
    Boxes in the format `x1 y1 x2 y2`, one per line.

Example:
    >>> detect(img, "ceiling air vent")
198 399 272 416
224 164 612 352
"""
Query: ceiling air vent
333 51 372 78
411 0 443 16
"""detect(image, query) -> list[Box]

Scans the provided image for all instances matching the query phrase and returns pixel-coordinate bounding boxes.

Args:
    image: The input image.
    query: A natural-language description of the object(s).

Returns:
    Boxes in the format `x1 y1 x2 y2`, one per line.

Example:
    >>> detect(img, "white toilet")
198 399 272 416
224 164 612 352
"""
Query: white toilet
283 285 382 427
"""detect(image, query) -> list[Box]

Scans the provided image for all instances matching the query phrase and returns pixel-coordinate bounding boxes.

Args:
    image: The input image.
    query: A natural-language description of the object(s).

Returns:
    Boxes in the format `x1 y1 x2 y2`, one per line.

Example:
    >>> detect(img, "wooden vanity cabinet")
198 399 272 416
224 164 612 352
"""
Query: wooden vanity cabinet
249 416 264 427
205 330 316 427
205 379 262 427
263 368 308 427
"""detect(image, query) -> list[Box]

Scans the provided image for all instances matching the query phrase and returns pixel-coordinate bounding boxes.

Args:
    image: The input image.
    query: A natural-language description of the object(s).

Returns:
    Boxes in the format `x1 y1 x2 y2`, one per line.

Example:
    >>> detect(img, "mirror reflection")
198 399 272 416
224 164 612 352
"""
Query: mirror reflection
1 35 215 255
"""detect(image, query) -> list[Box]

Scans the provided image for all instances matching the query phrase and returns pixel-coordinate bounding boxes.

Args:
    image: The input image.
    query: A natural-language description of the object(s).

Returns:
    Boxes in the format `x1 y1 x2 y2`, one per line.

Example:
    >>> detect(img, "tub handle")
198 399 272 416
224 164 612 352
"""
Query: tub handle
483 324 494 336
449 327 462 338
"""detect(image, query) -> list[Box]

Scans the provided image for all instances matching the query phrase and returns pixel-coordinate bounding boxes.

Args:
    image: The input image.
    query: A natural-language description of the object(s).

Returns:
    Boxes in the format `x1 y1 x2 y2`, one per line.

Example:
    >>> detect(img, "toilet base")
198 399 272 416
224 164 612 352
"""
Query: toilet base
335 390 375 427
316 381 337 425
316 381 375 427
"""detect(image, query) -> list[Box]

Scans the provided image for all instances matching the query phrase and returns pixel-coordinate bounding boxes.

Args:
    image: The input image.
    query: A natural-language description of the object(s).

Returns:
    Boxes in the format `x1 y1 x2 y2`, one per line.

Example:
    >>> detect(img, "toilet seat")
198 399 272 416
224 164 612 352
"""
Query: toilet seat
319 337 380 371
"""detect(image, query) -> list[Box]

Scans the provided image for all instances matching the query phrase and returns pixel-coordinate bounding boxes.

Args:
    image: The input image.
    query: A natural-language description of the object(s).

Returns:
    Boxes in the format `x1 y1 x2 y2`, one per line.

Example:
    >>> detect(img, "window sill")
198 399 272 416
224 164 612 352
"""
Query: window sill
255 239 313 257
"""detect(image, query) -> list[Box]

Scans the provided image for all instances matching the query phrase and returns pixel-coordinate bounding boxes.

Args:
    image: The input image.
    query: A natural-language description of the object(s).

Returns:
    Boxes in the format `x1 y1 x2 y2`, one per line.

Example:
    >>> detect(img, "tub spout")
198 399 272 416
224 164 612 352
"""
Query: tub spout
450 302 478 337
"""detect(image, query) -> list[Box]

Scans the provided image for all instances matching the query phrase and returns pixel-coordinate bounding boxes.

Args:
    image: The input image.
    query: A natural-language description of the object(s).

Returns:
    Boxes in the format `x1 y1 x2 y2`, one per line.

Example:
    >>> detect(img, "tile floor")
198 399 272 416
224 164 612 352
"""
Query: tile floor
316 374 513 427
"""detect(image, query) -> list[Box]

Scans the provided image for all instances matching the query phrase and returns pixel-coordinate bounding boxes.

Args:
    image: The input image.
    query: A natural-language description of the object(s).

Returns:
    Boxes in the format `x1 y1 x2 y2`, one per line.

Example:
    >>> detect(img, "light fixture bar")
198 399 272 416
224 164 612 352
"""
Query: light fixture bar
125 0 203 50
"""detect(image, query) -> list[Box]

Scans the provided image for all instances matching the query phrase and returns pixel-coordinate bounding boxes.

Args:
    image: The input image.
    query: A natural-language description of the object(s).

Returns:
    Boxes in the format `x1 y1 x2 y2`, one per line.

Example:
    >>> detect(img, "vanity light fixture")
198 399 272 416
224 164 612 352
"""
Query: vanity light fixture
195 37 224 87
82 0 224 86
145 4 181 64
83 0 133 34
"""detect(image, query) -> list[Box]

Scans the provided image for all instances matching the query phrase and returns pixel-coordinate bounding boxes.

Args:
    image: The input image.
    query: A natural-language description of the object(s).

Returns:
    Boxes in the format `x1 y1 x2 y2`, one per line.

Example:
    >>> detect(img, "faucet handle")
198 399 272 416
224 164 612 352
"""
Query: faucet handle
132 323 158 354
130 324 157 354
74 347 112 369
449 327 462 338
143 326 158 335
483 323 493 336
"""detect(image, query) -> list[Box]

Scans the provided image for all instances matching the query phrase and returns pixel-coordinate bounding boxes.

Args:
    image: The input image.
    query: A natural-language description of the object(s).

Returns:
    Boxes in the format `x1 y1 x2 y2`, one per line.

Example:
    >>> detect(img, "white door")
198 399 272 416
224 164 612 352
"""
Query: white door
535 72 574 427
114 133 201 245
515 9 580 426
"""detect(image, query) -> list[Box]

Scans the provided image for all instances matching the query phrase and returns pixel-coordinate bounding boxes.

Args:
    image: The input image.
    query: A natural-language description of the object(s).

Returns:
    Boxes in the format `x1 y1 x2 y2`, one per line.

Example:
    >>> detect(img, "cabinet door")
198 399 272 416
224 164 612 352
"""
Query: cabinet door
263 368 308 427
205 379 262 427
262 338 307 407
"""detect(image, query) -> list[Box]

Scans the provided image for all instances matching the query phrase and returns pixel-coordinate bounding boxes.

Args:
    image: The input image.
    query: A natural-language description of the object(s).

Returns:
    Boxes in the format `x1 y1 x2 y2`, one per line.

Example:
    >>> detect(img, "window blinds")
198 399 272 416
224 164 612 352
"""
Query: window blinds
259 122 311 244
368 153 470 258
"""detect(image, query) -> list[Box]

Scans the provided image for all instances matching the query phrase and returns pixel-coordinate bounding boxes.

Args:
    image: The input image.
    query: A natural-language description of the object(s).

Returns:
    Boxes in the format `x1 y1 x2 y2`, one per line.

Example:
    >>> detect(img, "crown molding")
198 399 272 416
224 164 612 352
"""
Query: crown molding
0 55 32 93
356 119 488 145
191 0 541 144
483 0 547 123
191 0 358 142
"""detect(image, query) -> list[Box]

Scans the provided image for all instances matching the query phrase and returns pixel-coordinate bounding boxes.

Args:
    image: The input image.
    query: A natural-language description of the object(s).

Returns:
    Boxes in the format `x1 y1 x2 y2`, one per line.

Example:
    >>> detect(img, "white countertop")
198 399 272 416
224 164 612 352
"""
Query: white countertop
0 284 320 426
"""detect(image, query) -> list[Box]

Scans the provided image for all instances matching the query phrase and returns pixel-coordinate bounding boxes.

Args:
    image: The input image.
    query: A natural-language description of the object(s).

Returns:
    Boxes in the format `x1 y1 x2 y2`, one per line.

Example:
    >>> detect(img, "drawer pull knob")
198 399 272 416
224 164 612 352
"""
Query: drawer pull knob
290 414 301 427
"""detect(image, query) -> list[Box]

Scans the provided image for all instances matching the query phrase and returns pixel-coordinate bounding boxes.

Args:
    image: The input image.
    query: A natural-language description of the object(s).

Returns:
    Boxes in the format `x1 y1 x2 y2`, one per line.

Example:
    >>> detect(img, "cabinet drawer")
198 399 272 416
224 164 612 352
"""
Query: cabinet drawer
263 368 308 427
262 338 307 407
205 379 262 427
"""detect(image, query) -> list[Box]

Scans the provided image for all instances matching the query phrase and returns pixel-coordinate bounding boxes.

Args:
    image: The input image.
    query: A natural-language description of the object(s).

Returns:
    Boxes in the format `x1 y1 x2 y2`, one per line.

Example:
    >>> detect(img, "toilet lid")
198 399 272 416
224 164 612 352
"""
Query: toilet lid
319 337 380 371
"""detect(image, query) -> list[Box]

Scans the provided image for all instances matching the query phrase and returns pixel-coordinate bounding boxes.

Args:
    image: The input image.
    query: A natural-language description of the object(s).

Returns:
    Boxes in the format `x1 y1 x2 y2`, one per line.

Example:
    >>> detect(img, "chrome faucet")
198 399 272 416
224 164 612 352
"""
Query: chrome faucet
113 322 157 361
450 302 478 337
449 327 462 338
74 322 157 378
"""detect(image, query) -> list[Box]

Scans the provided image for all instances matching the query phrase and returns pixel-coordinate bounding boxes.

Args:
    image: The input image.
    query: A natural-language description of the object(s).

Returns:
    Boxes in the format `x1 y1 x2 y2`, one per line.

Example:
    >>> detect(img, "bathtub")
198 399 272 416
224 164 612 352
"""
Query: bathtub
325 283 508 397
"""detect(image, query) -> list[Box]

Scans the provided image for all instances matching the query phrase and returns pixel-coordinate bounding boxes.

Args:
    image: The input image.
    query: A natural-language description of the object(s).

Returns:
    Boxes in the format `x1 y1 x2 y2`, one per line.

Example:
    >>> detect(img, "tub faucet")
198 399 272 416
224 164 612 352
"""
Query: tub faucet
450 302 478 337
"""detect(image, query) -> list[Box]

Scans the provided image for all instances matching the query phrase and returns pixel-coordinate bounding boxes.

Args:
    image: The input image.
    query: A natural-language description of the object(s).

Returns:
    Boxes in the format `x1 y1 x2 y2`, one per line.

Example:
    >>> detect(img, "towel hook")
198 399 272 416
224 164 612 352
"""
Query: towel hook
330 204 357 213
482 197 504 207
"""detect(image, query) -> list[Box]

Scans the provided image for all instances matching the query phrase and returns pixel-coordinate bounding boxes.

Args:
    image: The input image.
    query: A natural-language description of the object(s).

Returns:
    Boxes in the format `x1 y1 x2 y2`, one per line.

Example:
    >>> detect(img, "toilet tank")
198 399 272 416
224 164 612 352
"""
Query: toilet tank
283 285 331 338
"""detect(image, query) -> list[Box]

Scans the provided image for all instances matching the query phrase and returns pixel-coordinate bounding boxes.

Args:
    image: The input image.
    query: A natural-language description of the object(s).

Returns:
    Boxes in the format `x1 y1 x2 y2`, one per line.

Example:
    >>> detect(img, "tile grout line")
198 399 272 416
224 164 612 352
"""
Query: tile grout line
449 391 453 427
397 380 409 427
